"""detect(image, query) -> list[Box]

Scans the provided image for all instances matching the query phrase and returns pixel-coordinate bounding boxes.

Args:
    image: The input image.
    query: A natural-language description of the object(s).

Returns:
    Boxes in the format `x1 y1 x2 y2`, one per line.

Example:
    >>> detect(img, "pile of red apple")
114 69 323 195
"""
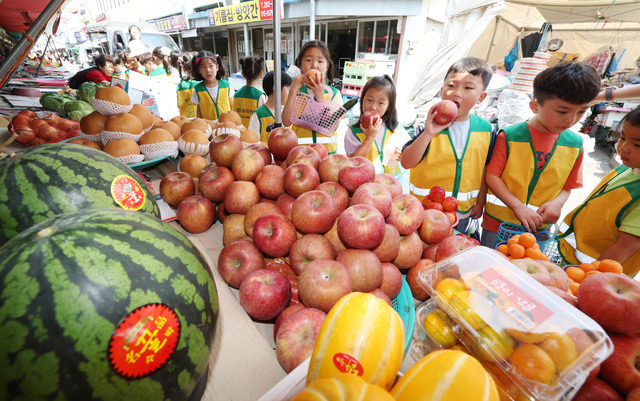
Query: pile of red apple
421 185 459 225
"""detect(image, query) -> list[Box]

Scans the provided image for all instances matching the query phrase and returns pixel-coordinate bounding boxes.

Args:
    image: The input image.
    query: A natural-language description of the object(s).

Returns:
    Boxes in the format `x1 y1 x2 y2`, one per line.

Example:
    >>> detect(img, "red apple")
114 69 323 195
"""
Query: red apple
275 308 327 373
360 109 380 130
351 182 392 218
444 211 457 225
222 213 247 245
372 223 401 262
573 378 624 401
379 261 403 300
217 202 227 223
578 273 640 335
423 243 439 261
442 196 459 212
217 239 265 288
283 162 320 198
298 259 353 313
285 145 321 170
252 213 297 257
290 190 337 234
386 194 424 235
255 164 285 200
336 249 382 293
232 148 265 181
599 333 640 396
418 209 452 244
544 285 578 307
426 201 444 211
304 69 322 85
223 181 260 214
177 195 215 234
246 142 272 166
199 165 235 203
392 232 423 270
432 100 458 125
239 269 291 321
435 235 475 261
159 172 196 207
324 220 347 255
316 182 349 216
319 153 349 183
273 303 306 342
210 133 243 167
289 233 336 275
536 260 571 291
510 259 554 287
627 387 640 401
368 288 392 306
374 173 403 198
428 186 446 203
267 127 298 161
407 259 435 301
337 204 385 249
265 258 299 304
308 143 328 160
244 202 282 237
276 193 296 216
338 156 375 193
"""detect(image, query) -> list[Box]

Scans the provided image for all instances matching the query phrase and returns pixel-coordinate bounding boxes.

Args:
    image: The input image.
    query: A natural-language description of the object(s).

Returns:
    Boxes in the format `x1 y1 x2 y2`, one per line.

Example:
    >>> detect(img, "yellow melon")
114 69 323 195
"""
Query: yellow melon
306 292 404 390
293 373 394 401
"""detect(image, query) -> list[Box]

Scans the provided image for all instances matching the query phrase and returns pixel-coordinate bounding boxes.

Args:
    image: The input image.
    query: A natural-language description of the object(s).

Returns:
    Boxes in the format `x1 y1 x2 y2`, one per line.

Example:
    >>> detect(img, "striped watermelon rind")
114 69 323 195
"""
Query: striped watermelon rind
0 208 218 401
0 143 160 245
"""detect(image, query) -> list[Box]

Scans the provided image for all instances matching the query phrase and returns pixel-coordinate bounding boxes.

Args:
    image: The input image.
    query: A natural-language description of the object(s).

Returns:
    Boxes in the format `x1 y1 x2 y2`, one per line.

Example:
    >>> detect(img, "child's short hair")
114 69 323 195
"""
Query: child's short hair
240 56 264 81
356 75 398 131
192 51 225 81
262 70 293 96
621 106 640 128
138 52 154 67
445 57 493 91
295 40 334 81
533 62 601 105
113 50 126 66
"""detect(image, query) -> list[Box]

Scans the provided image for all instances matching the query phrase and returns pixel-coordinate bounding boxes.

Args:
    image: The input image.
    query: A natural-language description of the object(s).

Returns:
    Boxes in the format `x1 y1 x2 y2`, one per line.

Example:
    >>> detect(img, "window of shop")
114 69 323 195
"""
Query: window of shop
356 19 400 58
264 25 293 71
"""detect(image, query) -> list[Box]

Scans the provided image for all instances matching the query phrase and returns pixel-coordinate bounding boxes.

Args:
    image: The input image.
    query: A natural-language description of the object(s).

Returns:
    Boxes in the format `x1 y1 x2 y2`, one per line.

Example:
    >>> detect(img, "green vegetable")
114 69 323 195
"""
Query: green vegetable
342 97 359 111
67 109 93 121
64 100 94 114
78 81 99 103
40 94 67 114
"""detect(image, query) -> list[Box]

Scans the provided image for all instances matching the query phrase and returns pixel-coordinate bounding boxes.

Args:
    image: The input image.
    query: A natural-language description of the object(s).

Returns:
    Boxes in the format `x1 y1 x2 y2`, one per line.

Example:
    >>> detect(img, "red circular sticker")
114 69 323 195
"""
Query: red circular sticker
111 175 146 211
332 353 364 376
108 303 180 379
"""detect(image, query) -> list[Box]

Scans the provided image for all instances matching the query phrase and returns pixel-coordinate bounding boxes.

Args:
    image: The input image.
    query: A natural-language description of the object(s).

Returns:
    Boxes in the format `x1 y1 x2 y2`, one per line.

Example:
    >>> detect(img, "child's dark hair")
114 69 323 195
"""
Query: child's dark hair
533 62 601 105
353 75 398 131
192 51 225 81
179 52 195 81
295 40 333 81
138 52 154 66
113 50 126 66
94 53 115 68
152 46 171 76
240 56 264 82
262 70 293 96
445 57 493 91
620 106 640 129
169 51 181 70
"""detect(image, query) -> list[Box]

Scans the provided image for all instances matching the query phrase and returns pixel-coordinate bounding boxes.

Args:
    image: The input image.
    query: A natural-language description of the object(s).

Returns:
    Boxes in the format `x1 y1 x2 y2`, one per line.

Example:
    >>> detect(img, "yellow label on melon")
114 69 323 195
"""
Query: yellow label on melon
306 292 404 390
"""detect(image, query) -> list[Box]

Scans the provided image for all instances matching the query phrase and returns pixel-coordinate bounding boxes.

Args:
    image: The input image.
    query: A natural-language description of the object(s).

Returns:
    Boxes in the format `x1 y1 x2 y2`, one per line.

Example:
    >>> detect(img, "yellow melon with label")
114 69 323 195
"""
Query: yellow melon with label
391 350 500 401
306 292 404 390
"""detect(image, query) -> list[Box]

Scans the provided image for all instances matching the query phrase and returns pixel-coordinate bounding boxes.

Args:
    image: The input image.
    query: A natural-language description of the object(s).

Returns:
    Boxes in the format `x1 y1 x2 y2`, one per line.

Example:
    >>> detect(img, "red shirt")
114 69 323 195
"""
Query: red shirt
85 69 111 84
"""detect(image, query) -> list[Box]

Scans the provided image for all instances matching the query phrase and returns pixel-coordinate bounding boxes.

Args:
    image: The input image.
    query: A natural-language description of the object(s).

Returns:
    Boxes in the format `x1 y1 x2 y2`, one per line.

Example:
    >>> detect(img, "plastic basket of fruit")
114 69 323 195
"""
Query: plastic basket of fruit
495 222 559 260
495 237 563 265
392 276 415 356
291 92 347 136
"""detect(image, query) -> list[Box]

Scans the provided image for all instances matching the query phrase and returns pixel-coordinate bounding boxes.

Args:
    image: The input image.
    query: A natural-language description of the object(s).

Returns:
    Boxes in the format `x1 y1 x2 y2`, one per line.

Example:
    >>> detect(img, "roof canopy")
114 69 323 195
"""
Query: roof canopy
0 0 51 33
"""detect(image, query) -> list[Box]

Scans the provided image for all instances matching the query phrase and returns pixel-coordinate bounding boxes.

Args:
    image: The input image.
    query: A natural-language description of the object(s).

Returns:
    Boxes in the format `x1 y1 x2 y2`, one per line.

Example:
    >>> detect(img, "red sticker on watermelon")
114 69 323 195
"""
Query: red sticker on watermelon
108 303 180 379
332 353 364 376
111 175 146 211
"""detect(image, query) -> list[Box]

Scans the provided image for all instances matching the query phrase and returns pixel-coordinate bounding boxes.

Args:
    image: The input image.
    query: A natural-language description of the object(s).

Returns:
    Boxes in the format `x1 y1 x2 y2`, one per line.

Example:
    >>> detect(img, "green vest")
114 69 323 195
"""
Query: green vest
195 80 231 120
255 104 275 143
234 86 265 128
177 80 200 118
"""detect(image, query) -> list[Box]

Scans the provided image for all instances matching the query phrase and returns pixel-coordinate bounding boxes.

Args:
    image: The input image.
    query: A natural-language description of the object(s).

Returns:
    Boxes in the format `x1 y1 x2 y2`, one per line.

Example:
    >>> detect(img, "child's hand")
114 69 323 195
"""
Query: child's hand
514 205 544 233
422 104 452 138
469 202 484 219
537 202 562 224
306 75 326 103
291 75 306 92
360 117 382 140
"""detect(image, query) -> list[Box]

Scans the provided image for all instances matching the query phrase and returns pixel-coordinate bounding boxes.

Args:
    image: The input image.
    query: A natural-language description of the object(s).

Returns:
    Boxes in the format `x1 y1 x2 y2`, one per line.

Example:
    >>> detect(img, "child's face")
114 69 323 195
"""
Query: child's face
124 56 137 70
299 47 328 75
530 97 590 134
362 88 389 119
198 58 218 82
617 121 640 169
440 72 487 122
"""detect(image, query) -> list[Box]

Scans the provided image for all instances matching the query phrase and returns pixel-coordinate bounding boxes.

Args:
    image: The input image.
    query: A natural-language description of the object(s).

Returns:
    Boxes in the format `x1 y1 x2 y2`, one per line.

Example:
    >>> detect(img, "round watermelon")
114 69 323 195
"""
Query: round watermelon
0 143 160 245
0 208 218 401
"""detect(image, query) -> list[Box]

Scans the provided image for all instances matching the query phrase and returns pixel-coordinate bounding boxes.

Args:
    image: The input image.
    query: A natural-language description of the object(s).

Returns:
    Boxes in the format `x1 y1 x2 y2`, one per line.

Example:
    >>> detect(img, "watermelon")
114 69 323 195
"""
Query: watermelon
0 208 218 401
0 143 160 245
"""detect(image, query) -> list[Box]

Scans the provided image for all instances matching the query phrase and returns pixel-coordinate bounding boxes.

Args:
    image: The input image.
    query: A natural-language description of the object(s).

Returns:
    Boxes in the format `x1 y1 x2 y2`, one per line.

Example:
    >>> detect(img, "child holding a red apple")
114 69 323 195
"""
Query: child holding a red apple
482 62 602 247
344 75 411 175
282 40 343 155
401 57 494 232
557 106 640 277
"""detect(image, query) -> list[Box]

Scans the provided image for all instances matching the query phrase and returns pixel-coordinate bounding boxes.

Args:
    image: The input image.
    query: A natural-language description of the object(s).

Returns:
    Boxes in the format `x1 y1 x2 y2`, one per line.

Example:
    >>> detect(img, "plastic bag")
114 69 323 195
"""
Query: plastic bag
496 89 534 130
584 46 613 77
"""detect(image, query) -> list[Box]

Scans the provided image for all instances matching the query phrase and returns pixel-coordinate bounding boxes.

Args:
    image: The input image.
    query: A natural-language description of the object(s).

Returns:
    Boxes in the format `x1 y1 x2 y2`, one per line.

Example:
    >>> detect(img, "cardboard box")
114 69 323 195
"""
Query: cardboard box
547 52 580 66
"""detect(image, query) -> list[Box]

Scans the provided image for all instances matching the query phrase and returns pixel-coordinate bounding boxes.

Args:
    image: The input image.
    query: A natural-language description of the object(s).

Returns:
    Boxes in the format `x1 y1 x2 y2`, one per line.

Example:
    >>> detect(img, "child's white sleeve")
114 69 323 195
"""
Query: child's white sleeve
190 90 199 104
248 113 260 134
344 127 360 156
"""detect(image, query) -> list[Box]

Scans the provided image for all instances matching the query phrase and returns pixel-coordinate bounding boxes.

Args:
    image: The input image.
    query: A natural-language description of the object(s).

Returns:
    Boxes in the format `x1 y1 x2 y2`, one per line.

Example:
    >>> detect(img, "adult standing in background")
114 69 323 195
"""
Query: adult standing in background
127 25 148 57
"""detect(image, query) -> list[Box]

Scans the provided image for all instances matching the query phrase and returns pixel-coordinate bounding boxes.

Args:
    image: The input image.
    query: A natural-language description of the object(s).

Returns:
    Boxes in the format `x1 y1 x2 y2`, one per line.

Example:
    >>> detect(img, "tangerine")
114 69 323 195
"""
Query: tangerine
565 267 586 283
585 270 601 278
497 244 509 256
518 232 537 248
508 244 526 259
578 263 598 273
525 247 543 260
507 235 521 247
598 259 623 274
569 281 579 296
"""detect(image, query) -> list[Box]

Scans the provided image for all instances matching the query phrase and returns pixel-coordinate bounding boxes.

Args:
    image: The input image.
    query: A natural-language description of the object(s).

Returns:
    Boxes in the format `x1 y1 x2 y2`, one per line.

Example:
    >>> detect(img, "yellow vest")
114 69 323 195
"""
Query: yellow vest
234 86 264 128
195 80 231 120
557 166 640 276
485 122 583 226
177 80 199 118
352 125 400 175
292 85 341 154
255 104 275 142
409 115 492 213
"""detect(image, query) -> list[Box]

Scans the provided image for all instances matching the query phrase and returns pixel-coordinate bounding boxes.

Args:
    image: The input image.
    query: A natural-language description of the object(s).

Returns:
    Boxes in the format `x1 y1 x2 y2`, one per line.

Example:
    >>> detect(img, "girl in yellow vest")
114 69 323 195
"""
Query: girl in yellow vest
557 107 640 276
282 40 343 154
177 52 199 118
234 56 267 128
190 51 234 120
249 70 293 142
344 75 410 175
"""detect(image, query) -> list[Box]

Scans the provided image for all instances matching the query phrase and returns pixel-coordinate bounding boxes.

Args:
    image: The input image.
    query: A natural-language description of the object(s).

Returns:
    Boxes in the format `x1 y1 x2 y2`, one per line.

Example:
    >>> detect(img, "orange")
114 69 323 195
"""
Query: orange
565 267 586 283
507 235 521 246
578 263 598 273
525 247 543 260
569 281 579 296
585 270 601 278
531 242 540 251
540 254 550 262
497 244 509 256
518 233 537 248
508 244 526 259
590 261 601 269
598 259 623 274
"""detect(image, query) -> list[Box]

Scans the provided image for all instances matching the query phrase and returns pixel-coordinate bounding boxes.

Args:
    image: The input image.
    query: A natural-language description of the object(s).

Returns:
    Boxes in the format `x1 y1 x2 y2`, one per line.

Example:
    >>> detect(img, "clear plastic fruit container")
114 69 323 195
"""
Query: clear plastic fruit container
415 246 613 401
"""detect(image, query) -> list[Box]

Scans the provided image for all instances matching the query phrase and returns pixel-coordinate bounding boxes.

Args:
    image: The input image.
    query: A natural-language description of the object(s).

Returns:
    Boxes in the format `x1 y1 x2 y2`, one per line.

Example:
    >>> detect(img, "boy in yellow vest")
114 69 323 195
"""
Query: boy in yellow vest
248 70 293 142
557 107 640 276
401 57 494 231
481 62 601 247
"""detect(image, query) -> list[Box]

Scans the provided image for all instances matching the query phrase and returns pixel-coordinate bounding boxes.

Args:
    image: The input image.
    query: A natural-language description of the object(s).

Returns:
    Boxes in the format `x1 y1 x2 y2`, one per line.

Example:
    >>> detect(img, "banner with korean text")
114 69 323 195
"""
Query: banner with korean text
207 0 273 27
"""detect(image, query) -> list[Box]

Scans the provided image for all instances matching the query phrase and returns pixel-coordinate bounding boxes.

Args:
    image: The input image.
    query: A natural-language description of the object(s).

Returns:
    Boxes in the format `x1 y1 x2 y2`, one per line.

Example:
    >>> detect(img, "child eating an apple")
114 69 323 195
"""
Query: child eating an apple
401 57 494 232
557 106 640 276
480 62 601 248
344 75 411 175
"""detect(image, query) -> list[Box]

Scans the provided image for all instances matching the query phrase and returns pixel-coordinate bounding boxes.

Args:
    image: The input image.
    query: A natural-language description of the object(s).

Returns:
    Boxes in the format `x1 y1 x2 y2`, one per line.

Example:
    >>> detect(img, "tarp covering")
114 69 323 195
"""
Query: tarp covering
0 0 51 33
